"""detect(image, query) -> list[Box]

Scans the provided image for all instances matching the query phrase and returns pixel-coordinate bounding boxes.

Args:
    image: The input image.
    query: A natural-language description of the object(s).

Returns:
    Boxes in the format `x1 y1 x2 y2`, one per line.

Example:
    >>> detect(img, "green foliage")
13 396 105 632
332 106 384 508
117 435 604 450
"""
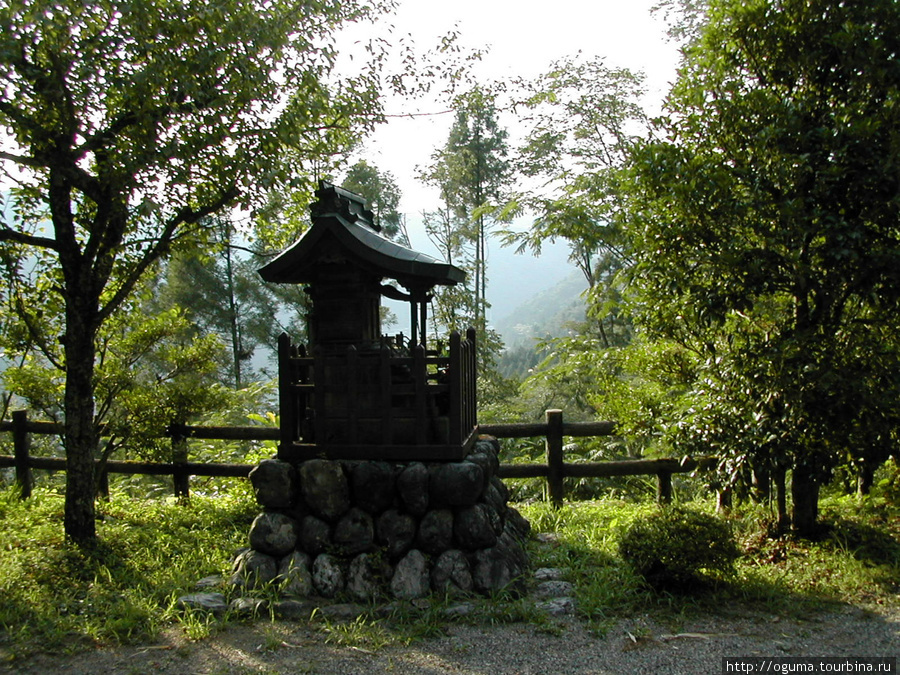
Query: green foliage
2 293 231 460
623 0 900 533
340 160 407 244
154 217 289 388
525 491 900 621
422 85 512 337
0 488 256 658
0 486 897 660
426 87 511 222
0 0 391 540
617 506 739 591
504 54 646 290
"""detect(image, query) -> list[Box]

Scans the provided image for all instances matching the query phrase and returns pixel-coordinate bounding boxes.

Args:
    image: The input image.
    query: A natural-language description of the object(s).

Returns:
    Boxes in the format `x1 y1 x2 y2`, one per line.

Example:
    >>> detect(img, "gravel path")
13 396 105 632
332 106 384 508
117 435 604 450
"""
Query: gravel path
6 603 898 674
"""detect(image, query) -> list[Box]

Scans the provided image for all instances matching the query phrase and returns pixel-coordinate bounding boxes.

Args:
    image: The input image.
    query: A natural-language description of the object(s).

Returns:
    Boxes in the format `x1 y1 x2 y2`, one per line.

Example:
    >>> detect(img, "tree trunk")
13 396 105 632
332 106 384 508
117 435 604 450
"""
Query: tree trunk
62 298 100 544
774 465 789 534
223 227 243 389
790 461 820 538
752 463 770 503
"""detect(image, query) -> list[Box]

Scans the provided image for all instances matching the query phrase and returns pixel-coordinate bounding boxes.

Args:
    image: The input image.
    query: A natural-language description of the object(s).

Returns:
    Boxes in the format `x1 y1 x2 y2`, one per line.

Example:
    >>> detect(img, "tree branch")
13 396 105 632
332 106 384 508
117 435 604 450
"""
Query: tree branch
13 296 65 371
97 186 239 323
0 149 44 170
0 225 60 251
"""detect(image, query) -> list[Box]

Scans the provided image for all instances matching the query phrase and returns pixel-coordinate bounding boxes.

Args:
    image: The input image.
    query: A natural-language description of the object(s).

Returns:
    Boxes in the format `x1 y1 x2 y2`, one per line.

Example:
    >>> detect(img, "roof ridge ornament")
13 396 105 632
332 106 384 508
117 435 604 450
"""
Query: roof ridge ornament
310 180 379 232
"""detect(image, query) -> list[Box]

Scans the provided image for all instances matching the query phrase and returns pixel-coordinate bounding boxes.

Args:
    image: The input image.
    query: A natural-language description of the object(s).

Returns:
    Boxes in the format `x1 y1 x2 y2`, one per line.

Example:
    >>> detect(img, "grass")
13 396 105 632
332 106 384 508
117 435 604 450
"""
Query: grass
518 488 900 629
0 475 898 662
0 482 258 660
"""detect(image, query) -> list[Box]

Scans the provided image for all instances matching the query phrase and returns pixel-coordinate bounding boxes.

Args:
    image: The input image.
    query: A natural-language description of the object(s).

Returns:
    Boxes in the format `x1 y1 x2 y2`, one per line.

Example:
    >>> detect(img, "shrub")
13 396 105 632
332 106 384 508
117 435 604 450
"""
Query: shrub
618 506 740 592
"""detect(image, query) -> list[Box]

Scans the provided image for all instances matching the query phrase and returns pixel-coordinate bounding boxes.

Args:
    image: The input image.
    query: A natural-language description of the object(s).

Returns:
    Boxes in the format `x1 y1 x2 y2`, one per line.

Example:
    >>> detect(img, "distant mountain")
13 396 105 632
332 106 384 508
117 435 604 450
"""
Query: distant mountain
399 217 581 340
483 237 577 328
492 269 589 348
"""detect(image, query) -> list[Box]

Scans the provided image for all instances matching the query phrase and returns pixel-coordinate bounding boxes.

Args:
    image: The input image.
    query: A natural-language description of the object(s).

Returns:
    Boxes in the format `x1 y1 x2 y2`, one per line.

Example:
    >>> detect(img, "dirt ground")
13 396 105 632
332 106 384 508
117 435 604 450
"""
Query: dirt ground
3 601 898 675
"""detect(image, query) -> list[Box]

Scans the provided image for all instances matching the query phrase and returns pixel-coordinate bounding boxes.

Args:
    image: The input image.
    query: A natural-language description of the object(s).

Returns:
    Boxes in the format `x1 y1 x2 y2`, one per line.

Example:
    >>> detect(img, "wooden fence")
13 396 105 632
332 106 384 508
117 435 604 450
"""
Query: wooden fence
0 409 717 505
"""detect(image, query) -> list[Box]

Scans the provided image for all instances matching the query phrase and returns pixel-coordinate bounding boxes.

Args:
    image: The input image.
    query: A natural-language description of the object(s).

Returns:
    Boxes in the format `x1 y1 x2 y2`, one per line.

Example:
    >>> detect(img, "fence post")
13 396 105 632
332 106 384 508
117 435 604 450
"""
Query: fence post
12 410 33 499
546 409 564 508
170 422 190 500
656 471 673 504
97 463 110 500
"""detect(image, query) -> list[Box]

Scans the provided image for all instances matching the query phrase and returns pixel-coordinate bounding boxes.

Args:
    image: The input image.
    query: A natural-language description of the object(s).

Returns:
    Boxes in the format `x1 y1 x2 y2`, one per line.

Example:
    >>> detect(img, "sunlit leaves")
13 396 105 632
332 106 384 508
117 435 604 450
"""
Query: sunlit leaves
503 55 646 284
625 0 900 507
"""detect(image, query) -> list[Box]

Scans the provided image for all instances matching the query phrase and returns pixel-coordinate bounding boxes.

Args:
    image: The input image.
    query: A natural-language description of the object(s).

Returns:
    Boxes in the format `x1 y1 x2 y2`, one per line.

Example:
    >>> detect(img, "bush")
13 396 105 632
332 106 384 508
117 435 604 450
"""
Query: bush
618 506 739 592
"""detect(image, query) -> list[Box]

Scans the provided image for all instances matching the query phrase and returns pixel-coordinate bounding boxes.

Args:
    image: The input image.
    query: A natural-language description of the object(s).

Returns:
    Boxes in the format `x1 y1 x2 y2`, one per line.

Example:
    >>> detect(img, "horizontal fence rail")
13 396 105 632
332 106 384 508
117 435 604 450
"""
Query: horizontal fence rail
0 409 718 504
483 410 717 506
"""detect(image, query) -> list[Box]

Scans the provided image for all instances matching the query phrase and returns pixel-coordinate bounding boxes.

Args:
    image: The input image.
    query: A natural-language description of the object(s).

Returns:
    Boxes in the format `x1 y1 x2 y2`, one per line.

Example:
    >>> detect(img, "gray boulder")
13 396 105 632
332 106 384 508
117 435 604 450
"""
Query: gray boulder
230 548 278 589
248 458 297 509
312 553 344 598
299 515 331 555
177 592 228 616
391 549 430 599
351 461 396 514
533 580 575 599
397 462 429 516
472 529 529 596
347 552 390 601
454 504 499 550
273 599 317 620
376 509 417 560
473 436 501 457
333 507 375 556
431 549 474 596
416 509 454 554
249 511 299 557
536 596 576 616
464 451 497 492
276 551 313 597
300 459 350 522
229 596 267 617
429 462 484 508
505 506 532 540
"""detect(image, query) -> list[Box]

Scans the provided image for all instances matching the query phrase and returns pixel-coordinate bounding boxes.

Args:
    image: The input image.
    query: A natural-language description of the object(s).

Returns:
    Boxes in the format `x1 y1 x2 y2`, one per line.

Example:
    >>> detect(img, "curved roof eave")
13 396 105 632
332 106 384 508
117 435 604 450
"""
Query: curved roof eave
258 212 465 288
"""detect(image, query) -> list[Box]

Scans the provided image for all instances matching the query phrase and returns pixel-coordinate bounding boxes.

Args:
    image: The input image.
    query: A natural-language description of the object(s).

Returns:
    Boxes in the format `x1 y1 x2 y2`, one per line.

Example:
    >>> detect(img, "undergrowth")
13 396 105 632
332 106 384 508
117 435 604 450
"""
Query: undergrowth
0 479 897 661
519 490 900 629
0 485 257 660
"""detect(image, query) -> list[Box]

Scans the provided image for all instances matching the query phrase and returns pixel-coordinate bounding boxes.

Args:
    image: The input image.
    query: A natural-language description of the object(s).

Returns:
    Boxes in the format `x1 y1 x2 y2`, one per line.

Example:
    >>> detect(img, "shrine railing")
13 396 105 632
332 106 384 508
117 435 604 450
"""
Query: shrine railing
277 328 478 461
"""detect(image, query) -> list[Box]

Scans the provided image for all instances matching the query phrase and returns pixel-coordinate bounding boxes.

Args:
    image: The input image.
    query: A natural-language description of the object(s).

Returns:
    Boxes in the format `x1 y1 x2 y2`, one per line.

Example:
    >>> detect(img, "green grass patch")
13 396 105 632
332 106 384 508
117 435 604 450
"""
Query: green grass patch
0 486 257 661
519 492 900 627
0 483 897 661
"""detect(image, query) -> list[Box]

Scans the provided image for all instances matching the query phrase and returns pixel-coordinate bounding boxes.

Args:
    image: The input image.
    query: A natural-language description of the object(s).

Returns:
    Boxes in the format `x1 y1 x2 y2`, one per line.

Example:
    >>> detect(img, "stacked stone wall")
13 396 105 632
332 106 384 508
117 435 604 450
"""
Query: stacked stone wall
232 437 530 601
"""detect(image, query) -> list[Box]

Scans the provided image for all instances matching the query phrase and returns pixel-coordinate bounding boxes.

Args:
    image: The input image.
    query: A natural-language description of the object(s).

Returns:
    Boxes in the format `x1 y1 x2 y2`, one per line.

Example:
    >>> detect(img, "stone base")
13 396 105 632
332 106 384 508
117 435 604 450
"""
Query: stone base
233 437 530 601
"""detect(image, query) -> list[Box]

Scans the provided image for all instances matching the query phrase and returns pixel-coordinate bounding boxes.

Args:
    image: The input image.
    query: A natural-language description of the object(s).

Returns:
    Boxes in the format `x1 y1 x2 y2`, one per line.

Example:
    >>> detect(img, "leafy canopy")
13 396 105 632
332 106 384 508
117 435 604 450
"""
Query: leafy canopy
0 0 390 541
625 0 900 494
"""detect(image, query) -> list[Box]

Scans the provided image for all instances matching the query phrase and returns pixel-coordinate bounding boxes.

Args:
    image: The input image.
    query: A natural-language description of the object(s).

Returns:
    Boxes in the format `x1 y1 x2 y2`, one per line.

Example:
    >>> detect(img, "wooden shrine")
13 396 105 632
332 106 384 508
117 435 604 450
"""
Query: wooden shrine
259 182 478 461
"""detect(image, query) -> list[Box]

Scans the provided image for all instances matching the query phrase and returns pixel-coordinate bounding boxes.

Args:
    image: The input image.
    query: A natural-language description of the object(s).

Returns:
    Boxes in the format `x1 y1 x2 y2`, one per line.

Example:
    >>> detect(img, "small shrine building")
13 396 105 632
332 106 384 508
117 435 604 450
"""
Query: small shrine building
259 182 478 462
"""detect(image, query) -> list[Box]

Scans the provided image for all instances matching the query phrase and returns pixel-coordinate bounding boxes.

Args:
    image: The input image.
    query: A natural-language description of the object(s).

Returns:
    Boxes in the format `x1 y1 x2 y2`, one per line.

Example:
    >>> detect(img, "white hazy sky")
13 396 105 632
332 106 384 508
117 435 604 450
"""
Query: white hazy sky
344 0 682 214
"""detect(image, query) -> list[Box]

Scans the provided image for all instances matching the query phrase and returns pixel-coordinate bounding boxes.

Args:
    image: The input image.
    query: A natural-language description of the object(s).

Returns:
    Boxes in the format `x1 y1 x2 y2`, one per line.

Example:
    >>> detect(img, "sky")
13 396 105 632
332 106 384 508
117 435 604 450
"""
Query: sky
333 0 683 328
344 0 682 215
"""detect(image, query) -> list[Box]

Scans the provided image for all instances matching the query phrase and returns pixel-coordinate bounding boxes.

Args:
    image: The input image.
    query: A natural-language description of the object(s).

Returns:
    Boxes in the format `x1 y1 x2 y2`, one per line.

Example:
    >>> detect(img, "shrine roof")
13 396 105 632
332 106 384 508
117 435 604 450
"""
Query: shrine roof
258 183 465 288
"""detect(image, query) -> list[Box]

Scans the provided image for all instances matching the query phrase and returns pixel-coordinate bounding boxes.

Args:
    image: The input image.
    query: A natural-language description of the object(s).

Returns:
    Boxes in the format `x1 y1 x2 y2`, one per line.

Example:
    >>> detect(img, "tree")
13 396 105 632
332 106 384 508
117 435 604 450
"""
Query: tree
503 55 646 349
3 288 229 476
341 160 408 244
422 87 511 330
157 217 281 388
0 0 387 542
625 0 900 535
